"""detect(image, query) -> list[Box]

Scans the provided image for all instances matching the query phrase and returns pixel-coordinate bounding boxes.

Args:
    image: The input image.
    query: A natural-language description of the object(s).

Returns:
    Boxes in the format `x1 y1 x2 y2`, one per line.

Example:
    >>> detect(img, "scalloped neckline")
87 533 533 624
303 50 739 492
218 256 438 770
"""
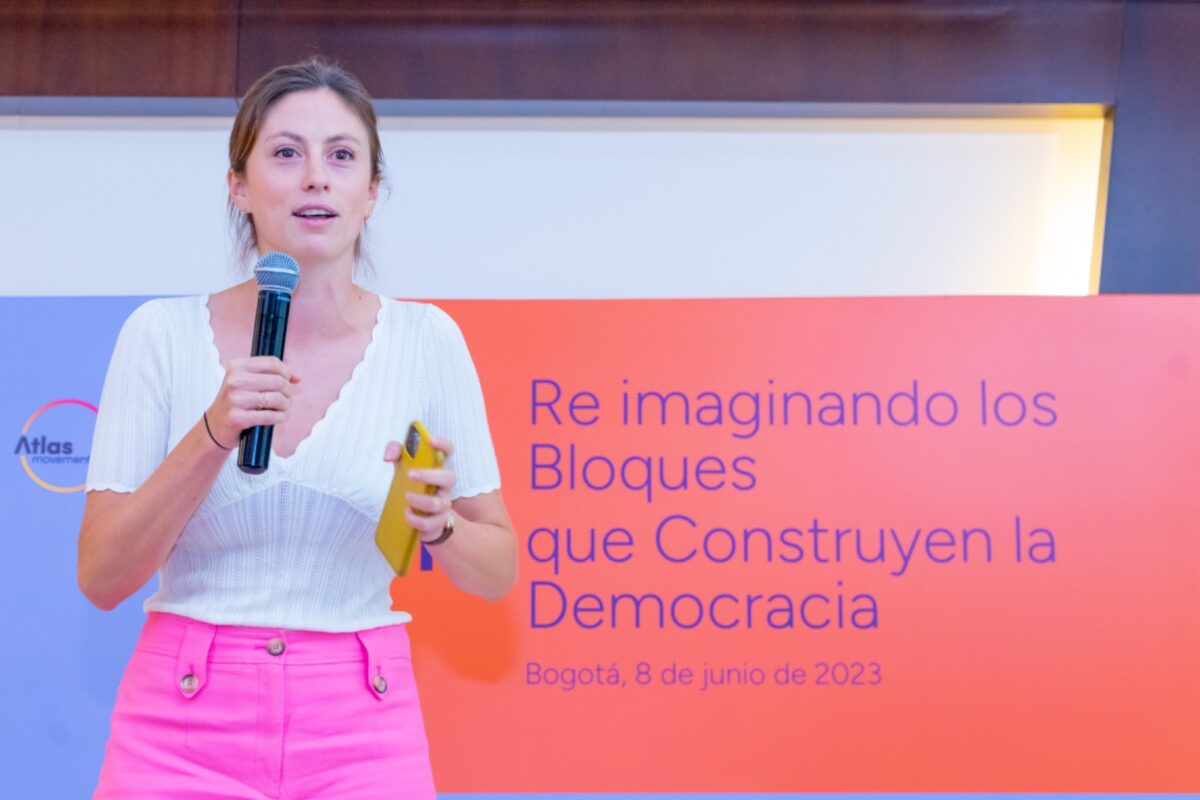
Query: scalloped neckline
200 294 385 464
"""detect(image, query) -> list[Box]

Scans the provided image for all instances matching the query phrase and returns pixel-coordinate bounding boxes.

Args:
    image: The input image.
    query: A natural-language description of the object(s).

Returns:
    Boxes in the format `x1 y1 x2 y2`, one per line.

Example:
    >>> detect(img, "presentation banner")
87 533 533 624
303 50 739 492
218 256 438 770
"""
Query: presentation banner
403 297 1198 793
2 295 1197 796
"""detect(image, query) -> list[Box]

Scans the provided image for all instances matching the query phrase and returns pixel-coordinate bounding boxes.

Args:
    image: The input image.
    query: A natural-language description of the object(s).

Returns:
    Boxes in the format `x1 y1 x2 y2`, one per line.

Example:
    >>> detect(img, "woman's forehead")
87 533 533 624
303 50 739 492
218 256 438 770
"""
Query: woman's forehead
259 88 368 144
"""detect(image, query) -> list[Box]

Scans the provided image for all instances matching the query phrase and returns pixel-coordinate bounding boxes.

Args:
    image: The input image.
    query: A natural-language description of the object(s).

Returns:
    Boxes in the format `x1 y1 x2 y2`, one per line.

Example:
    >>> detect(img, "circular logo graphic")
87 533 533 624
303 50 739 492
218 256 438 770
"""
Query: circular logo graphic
18 399 97 493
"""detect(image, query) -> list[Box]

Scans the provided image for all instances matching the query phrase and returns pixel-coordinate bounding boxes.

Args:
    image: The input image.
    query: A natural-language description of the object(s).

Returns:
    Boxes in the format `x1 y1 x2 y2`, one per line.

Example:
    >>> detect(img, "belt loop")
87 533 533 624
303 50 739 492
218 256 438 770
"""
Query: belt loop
355 627 390 702
175 619 217 700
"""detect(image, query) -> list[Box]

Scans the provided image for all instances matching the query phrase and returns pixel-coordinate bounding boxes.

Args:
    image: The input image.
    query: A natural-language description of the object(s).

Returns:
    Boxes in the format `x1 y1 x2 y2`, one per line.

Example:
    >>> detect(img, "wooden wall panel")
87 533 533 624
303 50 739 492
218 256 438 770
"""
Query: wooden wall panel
1101 1 1200 294
0 0 238 97
235 0 1122 102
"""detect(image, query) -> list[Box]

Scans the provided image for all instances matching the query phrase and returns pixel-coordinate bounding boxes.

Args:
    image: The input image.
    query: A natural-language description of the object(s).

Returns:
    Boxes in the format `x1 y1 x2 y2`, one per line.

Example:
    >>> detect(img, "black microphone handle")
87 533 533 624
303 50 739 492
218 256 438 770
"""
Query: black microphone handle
238 289 292 474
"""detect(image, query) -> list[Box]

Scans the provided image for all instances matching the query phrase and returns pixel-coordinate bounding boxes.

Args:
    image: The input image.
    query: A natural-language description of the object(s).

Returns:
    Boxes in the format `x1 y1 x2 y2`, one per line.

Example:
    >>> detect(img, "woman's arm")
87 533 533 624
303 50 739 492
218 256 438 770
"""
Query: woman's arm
430 491 517 602
78 421 230 610
78 356 299 610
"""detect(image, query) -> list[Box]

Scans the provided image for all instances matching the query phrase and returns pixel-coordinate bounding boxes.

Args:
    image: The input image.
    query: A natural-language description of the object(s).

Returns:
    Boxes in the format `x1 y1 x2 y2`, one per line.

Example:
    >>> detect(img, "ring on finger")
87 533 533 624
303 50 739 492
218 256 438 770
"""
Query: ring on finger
257 391 268 410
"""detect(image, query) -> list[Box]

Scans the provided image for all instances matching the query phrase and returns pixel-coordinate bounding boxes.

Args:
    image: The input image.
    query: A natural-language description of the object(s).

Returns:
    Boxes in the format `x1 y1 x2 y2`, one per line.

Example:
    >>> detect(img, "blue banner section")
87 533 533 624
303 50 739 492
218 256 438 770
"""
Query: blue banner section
1 297 156 796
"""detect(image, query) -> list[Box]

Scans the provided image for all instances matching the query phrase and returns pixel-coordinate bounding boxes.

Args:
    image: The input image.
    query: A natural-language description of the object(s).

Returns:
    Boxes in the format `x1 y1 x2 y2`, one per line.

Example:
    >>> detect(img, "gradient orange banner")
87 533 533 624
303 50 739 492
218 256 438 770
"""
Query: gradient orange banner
392 297 1199 793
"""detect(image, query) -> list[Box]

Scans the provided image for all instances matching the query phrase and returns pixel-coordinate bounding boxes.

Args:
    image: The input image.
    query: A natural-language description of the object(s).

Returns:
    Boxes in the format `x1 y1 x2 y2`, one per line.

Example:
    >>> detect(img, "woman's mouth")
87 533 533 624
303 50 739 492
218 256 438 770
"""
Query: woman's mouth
293 207 338 227
293 209 337 219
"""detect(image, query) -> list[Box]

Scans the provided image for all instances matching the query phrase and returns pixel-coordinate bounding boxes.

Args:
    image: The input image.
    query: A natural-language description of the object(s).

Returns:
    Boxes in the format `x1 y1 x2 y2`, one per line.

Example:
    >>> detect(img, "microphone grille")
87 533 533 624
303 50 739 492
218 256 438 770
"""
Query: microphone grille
253 252 300 294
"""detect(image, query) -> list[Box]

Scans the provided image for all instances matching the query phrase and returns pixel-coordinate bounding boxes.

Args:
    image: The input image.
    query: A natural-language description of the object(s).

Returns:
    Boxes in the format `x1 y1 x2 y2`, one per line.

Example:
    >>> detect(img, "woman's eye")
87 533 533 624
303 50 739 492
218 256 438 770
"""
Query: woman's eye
332 148 355 161
274 147 298 158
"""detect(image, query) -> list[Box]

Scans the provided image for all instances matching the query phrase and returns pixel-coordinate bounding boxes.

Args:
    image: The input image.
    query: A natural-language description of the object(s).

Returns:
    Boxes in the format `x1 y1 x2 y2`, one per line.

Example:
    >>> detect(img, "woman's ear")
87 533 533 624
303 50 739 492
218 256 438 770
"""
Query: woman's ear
365 175 380 220
228 168 250 213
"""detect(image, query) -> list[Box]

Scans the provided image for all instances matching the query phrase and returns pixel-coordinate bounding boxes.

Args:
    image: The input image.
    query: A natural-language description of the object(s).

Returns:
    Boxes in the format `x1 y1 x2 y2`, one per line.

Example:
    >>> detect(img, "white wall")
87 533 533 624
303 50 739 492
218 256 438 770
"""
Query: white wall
0 114 1106 298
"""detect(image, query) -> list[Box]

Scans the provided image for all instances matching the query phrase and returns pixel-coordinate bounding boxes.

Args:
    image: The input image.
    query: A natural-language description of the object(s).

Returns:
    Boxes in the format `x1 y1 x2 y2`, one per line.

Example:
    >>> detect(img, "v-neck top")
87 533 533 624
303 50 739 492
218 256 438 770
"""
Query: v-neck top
85 295 501 632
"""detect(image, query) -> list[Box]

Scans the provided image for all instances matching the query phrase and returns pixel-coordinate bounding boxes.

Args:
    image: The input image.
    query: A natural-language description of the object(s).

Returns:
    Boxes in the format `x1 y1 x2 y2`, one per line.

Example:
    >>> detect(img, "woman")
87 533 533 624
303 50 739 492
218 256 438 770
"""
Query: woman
78 58 517 799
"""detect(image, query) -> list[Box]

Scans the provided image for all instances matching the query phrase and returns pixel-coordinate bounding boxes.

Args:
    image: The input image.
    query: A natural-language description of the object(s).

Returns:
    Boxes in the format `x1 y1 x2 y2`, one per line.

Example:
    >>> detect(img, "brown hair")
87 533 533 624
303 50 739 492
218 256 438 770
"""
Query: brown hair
227 56 385 269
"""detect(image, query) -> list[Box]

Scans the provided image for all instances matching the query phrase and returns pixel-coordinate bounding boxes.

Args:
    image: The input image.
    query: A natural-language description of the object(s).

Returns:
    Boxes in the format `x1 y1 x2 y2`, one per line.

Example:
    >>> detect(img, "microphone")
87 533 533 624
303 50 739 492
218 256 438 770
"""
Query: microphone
238 252 300 474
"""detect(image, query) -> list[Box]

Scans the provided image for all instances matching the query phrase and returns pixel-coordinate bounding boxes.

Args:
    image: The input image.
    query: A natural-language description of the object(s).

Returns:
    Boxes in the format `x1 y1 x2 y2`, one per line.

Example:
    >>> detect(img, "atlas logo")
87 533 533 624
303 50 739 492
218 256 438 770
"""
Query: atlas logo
15 436 75 456
15 399 96 493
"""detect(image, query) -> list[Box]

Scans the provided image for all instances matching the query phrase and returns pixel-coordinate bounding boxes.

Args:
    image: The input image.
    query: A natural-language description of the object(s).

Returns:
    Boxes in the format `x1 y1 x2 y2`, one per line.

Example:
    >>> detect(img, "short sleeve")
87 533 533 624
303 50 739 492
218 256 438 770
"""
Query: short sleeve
85 300 172 493
421 305 502 499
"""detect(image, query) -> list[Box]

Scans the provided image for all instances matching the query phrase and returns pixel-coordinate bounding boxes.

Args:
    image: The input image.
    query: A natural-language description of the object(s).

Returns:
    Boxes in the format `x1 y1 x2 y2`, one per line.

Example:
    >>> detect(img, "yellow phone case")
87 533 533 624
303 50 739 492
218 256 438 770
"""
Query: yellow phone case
375 421 446 576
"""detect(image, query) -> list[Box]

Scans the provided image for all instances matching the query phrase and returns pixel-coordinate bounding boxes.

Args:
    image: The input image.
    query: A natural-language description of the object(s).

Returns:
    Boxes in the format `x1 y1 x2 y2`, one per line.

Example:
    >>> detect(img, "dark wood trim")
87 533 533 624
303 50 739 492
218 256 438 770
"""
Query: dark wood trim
1100 0 1200 293
1 1 1122 103
234 1 1123 103
0 1 238 97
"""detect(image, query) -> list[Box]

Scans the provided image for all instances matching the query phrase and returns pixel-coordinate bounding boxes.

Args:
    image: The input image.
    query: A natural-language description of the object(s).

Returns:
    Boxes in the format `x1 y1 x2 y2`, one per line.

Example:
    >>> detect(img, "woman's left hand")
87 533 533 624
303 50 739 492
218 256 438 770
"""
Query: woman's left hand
383 434 457 543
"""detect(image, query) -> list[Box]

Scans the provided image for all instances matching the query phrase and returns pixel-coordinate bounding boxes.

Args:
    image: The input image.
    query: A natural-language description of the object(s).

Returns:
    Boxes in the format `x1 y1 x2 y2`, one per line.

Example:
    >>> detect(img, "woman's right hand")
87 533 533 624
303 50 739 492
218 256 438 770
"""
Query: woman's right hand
205 356 301 449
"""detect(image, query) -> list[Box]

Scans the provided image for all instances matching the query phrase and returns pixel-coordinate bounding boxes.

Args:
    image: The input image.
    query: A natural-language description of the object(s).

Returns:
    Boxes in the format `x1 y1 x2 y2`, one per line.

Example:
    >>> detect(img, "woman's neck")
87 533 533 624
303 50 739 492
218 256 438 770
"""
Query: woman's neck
236 263 376 340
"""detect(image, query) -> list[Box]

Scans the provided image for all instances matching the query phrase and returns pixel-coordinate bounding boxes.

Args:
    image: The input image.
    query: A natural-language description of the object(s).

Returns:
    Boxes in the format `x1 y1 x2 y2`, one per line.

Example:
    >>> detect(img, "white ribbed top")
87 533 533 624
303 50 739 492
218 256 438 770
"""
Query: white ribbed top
85 295 501 632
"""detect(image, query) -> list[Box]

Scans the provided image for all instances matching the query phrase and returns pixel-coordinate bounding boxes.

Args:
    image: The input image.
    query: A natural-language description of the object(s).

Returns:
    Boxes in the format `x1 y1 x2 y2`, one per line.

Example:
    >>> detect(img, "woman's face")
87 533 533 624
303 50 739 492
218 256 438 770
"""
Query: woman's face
229 88 378 271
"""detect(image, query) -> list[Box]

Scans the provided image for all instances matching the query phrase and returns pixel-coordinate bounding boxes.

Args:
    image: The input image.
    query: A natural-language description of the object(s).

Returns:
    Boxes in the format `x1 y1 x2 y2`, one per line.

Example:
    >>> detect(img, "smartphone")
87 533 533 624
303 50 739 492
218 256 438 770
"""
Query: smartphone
375 421 446 576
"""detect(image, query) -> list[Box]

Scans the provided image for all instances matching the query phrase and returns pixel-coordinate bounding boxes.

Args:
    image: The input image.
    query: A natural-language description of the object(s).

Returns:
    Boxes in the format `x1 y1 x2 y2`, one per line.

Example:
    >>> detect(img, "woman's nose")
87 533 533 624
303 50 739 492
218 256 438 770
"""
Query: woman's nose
303 158 330 191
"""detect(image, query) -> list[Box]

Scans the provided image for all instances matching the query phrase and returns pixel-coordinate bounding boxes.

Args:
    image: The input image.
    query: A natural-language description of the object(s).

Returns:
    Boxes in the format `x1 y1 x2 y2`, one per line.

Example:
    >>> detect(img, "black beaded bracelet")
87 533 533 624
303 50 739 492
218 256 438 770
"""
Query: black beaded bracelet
203 412 233 451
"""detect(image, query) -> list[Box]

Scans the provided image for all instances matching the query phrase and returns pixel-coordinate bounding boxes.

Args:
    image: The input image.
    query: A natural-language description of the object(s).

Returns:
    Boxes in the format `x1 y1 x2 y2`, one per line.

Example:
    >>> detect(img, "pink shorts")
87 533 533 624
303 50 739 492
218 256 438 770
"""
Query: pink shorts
93 612 436 799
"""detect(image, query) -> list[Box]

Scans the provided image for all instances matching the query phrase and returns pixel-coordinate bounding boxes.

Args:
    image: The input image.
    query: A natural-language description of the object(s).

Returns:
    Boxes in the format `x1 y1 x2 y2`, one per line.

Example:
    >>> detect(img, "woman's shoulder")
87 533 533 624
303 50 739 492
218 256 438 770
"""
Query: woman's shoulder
118 295 206 334
106 296 210 369
380 297 465 340
112 296 213 355
125 293 207 315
